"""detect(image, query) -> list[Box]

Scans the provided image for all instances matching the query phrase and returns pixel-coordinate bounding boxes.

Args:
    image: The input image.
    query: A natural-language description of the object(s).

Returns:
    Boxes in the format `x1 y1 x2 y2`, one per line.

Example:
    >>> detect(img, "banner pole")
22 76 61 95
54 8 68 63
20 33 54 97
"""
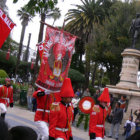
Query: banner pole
40 21 81 39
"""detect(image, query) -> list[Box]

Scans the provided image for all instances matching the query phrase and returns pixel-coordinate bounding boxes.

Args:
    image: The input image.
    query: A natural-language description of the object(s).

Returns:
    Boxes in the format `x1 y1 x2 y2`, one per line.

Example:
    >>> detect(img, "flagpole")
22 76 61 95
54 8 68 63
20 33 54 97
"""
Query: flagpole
40 21 81 39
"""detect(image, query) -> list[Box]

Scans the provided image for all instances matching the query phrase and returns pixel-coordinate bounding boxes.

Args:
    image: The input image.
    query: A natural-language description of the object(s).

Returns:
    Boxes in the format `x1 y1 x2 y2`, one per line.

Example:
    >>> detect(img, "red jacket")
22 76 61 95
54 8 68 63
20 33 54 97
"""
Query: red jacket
0 85 13 107
49 101 73 140
33 89 61 123
89 104 107 138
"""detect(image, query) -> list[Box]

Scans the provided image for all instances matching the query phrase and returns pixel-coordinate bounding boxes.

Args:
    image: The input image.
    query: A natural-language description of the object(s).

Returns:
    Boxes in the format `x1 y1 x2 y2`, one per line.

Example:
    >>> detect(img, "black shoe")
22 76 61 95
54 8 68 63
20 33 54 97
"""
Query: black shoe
108 136 112 138
116 138 118 140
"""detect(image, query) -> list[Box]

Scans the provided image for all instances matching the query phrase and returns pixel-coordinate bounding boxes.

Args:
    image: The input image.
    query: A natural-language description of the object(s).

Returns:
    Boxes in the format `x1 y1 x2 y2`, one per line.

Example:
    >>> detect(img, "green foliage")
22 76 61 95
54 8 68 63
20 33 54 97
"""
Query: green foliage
0 69 8 78
0 78 5 85
70 53 85 74
68 68 85 83
0 51 16 77
88 84 96 96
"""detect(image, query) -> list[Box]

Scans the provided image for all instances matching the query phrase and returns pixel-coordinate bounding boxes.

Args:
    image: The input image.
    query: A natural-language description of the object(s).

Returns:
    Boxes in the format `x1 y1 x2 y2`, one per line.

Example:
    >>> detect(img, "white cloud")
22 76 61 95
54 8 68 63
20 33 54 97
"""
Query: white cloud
6 0 82 50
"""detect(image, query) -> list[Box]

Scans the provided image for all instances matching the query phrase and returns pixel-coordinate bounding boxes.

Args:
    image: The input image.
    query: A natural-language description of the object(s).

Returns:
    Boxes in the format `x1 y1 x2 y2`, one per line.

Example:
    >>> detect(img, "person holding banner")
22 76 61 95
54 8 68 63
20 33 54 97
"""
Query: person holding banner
89 88 110 140
49 78 74 140
33 88 61 140
0 78 13 120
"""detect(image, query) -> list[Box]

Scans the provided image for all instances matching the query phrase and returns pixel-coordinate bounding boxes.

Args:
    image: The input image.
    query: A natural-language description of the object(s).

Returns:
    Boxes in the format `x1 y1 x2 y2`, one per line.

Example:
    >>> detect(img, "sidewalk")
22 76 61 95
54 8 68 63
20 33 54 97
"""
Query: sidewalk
6 106 123 140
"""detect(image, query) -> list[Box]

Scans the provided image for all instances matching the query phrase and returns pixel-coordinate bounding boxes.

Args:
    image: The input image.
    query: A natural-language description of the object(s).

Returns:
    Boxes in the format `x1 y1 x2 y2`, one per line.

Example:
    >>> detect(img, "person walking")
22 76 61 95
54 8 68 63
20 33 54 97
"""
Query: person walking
0 78 13 119
27 83 34 111
49 78 74 140
33 88 61 140
71 93 80 122
108 102 123 140
89 88 110 140
124 115 135 139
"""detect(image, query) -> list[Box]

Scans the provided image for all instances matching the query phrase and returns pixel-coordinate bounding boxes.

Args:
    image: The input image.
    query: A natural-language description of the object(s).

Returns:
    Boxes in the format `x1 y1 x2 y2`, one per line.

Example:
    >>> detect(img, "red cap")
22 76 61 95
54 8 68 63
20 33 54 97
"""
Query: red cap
60 78 74 97
5 78 11 82
98 88 110 103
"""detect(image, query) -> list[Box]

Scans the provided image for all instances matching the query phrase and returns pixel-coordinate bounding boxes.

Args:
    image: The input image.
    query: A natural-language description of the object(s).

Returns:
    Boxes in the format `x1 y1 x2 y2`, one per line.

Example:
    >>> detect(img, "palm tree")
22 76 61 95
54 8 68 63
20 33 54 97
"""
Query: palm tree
65 0 105 88
50 7 61 26
25 0 60 81
15 7 33 76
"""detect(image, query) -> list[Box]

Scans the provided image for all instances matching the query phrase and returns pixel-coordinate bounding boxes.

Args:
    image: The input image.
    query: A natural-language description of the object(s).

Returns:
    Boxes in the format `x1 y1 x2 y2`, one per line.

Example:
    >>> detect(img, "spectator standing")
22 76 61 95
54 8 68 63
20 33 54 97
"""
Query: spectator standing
134 109 140 131
27 84 34 111
82 88 90 97
94 89 100 104
108 102 123 140
0 78 13 120
124 116 135 139
75 88 81 97
118 95 127 112
72 93 80 122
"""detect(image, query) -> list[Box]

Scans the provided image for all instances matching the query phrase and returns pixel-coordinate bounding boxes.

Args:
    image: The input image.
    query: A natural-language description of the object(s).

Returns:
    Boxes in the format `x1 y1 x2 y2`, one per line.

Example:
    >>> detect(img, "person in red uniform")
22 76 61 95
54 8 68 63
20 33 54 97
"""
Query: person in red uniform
0 78 13 119
49 78 74 140
89 88 110 140
33 88 61 140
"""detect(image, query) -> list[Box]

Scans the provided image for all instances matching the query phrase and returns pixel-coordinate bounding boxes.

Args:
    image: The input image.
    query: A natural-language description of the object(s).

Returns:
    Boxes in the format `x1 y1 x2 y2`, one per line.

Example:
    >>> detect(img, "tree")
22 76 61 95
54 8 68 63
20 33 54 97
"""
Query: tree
24 33 31 62
50 7 61 26
65 0 112 88
25 0 59 82
15 6 33 76
90 1 140 84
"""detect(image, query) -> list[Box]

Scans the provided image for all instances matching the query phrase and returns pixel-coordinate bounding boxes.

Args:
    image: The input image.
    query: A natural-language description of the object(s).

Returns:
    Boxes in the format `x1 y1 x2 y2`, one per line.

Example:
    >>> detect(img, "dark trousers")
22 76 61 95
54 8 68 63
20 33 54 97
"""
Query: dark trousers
74 108 79 121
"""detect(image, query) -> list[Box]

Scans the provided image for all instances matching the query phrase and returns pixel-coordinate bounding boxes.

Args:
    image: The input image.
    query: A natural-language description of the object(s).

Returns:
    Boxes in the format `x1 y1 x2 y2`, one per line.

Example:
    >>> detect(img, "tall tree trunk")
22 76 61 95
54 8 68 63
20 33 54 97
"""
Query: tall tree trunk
85 45 90 88
33 13 45 82
24 33 31 62
91 63 97 87
15 24 27 76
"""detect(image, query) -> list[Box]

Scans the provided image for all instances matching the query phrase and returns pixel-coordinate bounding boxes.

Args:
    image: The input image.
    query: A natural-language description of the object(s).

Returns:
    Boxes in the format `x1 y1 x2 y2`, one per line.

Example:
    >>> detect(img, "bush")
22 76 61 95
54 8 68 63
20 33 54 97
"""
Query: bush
0 69 8 78
0 78 6 85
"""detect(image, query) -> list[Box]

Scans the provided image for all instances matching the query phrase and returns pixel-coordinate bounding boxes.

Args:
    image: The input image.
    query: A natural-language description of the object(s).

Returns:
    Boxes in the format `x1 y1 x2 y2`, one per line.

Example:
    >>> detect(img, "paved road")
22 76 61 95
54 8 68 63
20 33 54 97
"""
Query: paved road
5 106 125 140
6 107 87 140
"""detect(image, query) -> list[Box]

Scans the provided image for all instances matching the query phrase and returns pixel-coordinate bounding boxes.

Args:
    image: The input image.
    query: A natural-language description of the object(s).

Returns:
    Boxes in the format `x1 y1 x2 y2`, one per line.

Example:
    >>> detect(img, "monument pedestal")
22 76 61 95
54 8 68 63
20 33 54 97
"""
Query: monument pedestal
107 48 140 129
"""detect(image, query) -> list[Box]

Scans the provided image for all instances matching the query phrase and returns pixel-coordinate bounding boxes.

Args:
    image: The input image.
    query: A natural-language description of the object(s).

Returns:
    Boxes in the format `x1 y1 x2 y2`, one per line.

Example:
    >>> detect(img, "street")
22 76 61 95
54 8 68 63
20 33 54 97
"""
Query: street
5 106 125 140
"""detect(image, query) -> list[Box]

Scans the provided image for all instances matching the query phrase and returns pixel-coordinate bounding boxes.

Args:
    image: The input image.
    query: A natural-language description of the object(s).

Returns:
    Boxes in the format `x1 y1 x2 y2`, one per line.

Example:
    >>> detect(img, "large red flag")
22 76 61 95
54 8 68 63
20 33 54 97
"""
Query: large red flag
35 26 77 92
0 8 15 48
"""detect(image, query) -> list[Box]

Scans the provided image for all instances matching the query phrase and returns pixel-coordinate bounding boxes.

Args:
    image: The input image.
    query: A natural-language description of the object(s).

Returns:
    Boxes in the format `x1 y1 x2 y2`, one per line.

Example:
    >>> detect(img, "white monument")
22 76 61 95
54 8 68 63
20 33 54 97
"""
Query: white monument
107 48 140 121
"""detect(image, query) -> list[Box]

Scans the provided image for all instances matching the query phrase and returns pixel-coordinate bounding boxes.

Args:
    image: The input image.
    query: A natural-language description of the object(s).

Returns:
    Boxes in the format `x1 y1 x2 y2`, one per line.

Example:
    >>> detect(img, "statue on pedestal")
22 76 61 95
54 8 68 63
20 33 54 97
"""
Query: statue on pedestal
129 13 140 48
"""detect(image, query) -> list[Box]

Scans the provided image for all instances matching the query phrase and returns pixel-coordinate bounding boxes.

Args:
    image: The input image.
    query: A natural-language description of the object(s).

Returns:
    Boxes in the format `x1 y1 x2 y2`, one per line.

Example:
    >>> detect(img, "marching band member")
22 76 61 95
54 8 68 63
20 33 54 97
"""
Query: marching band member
33 88 61 140
89 88 110 140
49 78 74 140
0 78 13 119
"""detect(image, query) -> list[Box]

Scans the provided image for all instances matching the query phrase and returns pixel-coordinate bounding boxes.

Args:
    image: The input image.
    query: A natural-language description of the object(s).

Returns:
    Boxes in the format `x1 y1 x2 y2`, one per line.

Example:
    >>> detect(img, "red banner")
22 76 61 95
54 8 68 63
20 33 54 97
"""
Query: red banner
0 8 15 48
35 26 76 92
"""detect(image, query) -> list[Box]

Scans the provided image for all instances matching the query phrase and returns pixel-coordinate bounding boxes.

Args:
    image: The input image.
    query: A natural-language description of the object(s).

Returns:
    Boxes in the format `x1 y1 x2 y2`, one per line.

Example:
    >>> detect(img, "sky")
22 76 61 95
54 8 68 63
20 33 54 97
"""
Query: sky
6 0 82 51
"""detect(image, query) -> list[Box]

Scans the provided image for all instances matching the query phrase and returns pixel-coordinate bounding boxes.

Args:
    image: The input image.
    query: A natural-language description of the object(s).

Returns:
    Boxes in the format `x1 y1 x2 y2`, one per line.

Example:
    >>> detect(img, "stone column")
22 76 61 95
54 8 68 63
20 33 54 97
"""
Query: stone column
116 48 140 89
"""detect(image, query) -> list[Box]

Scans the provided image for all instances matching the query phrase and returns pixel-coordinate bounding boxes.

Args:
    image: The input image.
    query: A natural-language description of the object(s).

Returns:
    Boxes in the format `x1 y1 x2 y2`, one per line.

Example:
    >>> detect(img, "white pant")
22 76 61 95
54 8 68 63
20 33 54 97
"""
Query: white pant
56 138 64 140
35 121 49 140
91 137 103 140
0 103 7 113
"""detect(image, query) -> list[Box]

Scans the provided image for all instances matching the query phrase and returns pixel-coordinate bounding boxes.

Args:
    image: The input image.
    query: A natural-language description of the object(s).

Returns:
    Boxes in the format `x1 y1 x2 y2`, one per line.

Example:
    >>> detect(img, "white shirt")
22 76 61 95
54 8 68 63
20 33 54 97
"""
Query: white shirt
124 120 136 130
72 98 80 108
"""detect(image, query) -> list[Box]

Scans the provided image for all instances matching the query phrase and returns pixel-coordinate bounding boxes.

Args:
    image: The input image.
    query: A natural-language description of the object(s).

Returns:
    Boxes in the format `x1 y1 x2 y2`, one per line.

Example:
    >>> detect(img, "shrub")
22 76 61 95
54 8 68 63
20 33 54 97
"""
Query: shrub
0 69 8 78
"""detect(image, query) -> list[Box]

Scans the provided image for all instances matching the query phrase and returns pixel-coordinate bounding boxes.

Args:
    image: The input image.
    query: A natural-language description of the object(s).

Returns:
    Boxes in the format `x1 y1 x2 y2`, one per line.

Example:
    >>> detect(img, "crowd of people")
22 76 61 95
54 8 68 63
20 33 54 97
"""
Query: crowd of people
0 78 140 140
